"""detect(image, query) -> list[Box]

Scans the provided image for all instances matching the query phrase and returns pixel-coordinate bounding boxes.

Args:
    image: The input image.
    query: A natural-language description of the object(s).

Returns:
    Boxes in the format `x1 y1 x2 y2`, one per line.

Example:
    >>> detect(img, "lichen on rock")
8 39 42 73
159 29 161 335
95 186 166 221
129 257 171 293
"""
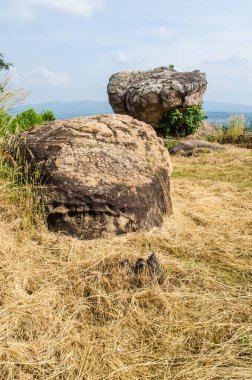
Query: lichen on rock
107 66 207 129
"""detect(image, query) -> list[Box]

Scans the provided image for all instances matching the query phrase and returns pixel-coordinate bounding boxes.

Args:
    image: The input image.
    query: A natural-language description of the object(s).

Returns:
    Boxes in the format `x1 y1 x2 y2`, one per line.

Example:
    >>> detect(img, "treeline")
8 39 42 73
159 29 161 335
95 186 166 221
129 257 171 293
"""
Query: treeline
0 52 55 137
0 108 55 137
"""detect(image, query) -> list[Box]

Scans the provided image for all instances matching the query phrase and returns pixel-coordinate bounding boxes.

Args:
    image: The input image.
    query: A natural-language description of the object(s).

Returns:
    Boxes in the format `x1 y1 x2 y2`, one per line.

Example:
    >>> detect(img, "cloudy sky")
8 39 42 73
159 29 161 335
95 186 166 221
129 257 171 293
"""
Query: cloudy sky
0 0 252 105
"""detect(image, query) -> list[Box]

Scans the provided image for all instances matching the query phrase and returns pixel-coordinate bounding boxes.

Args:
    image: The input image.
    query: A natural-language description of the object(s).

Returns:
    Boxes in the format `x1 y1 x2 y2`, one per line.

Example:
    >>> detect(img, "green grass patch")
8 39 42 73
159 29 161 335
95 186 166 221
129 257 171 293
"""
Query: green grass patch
172 150 252 189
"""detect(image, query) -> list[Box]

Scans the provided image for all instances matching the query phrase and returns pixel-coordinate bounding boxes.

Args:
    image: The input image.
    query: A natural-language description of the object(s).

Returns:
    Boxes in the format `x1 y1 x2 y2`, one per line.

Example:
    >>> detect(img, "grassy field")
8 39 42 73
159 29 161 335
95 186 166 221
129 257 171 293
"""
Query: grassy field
0 145 251 379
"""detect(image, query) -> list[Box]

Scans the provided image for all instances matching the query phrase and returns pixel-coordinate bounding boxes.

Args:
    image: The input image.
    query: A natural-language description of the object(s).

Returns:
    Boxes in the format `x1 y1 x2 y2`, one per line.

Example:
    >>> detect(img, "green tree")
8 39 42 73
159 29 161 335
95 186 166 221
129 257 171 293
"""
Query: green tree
0 53 13 92
0 53 12 72
13 108 56 132
41 110 56 122
0 108 56 136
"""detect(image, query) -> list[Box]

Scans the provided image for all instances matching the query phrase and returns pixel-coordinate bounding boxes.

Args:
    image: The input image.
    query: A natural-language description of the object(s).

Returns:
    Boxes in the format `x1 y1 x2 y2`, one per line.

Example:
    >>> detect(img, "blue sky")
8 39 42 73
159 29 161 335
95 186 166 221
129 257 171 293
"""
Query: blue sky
1 0 252 105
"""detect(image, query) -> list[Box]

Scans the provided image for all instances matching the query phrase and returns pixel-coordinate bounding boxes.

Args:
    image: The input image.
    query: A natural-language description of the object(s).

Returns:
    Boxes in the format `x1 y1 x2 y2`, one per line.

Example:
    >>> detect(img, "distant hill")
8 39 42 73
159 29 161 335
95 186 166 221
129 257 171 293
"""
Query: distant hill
12 100 112 119
12 99 252 127
204 101 252 113
203 101 252 128
203 102 252 126
205 112 252 127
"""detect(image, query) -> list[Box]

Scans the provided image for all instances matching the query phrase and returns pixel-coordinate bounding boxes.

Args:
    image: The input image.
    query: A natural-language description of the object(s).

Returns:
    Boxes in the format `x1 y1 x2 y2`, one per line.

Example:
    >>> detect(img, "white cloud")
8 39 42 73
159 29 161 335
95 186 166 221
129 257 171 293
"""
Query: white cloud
0 0 104 21
111 50 145 68
201 55 252 90
0 4 34 21
158 26 173 39
26 0 104 17
113 51 132 65
27 66 72 86
8 67 20 84
39 66 72 86
202 56 251 66
0 67 22 88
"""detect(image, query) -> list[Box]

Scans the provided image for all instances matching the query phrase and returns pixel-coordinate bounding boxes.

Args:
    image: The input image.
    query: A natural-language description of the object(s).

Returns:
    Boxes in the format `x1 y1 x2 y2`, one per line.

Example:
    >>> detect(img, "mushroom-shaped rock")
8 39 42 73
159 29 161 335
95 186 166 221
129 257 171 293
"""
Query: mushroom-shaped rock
13 114 172 239
107 66 207 129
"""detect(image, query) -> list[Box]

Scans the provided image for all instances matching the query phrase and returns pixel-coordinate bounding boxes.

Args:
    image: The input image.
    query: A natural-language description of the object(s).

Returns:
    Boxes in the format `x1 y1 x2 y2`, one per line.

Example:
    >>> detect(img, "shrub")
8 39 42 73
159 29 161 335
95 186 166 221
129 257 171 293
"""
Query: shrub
205 126 224 143
161 102 207 137
0 75 27 113
0 132 45 227
0 66 54 137
209 115 246 145
41 110 55 122
0 55 46 227
0 108 56 137
13 108 55 132
205 133 216 142
224 114 245 143
204 115 248 146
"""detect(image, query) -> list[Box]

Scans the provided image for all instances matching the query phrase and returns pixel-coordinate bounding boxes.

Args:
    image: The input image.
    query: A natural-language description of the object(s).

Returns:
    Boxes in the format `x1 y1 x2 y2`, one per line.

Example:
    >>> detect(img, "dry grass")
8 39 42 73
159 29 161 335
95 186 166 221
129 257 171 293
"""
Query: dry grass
0 145 251 379
0 74 28 113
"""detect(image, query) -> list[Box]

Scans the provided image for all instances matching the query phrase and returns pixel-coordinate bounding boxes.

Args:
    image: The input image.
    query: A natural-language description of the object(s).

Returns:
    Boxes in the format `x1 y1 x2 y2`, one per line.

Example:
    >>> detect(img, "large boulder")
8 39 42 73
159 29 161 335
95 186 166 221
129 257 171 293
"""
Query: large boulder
107 66 207 129
12 114 172 239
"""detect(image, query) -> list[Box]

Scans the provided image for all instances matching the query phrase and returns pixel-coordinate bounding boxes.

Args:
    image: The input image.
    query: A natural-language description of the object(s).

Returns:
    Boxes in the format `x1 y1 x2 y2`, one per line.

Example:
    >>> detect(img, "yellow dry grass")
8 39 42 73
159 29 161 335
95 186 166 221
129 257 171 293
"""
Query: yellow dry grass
0 146 251 380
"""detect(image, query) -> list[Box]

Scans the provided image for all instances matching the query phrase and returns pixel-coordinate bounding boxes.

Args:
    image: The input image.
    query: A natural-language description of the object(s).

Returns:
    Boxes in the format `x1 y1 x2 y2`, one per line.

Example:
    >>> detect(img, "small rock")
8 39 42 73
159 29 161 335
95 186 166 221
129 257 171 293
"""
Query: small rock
134 258 145 274
170 139 223 156
147 252 163 276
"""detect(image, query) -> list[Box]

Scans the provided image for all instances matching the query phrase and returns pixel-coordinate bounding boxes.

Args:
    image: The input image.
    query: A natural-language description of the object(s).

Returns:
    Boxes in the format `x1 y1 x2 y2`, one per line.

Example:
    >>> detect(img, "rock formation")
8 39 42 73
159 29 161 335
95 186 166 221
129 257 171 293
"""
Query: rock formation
107 66 207 129
12 114 172 239
170 139 223 156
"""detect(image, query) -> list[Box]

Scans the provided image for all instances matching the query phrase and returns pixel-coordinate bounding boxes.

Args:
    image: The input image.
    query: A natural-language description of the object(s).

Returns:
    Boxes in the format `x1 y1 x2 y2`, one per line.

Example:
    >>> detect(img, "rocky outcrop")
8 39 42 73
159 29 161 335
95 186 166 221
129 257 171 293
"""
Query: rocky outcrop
12 114 172 239
107 66 207 129
170 139 223 156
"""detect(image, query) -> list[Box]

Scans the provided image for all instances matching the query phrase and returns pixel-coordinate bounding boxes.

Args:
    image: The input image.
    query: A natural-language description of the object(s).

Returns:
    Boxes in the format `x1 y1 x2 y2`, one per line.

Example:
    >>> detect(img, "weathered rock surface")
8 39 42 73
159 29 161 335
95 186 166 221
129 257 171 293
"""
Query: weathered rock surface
107 67 207 129
170 139 223 156
13 114 172 239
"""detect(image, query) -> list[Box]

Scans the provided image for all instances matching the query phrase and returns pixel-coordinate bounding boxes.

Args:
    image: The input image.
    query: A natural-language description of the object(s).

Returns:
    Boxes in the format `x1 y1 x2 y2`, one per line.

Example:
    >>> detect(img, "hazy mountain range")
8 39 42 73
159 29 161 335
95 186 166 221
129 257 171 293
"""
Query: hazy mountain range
203 101 252 112
12 100 113 119
12 100 252 125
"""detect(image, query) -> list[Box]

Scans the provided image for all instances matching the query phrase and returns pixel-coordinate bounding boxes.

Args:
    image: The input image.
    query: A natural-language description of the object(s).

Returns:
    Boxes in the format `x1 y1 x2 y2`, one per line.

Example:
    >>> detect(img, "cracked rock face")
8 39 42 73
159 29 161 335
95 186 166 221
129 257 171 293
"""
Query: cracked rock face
107 67 207 129
14 114 172 239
